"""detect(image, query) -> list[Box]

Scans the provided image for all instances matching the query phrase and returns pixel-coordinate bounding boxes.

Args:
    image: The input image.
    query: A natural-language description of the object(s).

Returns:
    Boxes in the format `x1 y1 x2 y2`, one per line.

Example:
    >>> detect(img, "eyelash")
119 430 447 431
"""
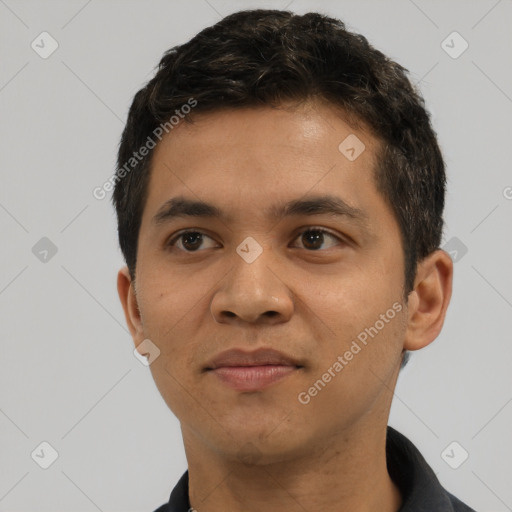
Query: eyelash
166 227 346 252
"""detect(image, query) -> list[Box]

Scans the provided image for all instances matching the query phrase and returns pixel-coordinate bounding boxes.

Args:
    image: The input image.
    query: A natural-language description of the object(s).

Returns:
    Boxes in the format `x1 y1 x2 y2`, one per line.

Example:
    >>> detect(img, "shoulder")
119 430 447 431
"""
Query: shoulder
447 491 477 512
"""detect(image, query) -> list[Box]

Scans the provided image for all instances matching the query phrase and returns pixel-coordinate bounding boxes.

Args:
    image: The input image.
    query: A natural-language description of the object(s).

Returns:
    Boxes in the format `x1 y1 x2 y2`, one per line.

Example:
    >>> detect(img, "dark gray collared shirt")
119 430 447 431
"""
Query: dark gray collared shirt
154 426 476 511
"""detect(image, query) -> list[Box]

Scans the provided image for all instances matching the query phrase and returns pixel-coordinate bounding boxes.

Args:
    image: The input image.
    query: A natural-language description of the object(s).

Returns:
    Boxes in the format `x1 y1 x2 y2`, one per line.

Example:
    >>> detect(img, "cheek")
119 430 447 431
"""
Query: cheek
135 270 207 366
303 262 406 376
308 268 400 329
138 261 206 323
303 302 407 412
137 274 209 418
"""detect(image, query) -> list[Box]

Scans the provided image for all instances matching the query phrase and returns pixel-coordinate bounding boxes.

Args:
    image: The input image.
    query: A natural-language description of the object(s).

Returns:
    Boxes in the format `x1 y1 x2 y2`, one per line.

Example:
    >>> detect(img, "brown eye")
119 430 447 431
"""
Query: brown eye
167 231 218 252
293 228 342 251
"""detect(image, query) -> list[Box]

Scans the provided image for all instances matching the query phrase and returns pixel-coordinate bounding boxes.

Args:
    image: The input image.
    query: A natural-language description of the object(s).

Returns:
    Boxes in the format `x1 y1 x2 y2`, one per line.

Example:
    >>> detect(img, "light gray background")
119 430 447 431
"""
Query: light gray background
1 0 511 510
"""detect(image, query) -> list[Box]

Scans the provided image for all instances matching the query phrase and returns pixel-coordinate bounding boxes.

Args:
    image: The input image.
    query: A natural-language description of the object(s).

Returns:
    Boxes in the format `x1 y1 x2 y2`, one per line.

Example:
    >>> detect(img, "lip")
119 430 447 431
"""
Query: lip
204 348 303 392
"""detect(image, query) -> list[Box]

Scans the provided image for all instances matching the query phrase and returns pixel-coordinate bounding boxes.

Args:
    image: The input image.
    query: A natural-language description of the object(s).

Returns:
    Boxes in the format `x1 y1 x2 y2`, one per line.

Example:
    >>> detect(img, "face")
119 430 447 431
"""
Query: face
121 101 412 464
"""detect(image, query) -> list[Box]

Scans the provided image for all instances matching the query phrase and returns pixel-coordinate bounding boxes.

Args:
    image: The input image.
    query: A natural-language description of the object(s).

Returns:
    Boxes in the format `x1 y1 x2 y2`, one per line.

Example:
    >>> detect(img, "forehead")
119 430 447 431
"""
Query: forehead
141 102 390 230
154 101 375 158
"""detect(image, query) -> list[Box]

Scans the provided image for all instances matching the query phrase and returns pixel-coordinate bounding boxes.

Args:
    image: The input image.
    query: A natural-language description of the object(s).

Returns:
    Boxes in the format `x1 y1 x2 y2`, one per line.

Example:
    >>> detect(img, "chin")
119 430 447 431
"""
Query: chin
211 427 312 466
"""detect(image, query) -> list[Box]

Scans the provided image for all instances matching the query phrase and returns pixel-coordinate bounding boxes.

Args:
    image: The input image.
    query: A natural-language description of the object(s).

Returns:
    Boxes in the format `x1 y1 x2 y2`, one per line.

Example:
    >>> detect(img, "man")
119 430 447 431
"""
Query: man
114 9 476 512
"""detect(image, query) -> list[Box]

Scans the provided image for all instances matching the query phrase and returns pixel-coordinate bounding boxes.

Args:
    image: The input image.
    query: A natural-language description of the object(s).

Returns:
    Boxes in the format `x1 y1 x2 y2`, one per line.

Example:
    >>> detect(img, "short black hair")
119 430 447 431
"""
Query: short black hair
113 9 447 370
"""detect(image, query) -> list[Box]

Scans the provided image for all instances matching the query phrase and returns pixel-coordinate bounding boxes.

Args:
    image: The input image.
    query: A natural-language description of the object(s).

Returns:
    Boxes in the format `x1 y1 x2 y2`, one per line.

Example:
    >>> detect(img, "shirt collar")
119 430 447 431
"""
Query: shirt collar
158 426 473 512
386 426 471 510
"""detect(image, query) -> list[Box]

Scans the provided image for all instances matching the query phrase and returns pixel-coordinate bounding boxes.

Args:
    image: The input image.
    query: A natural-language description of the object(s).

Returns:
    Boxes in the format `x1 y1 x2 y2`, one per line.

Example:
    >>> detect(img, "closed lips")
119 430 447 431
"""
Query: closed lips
204 348 303 370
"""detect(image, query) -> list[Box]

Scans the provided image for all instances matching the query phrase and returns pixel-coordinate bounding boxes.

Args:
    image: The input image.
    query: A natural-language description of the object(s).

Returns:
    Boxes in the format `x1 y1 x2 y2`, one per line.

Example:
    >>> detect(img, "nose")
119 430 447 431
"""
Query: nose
210 242 294 326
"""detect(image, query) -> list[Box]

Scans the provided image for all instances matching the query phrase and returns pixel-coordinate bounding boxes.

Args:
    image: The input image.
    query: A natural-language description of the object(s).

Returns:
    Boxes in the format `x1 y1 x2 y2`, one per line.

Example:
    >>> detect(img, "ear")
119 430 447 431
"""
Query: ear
403 249 453 351
117 266 145 345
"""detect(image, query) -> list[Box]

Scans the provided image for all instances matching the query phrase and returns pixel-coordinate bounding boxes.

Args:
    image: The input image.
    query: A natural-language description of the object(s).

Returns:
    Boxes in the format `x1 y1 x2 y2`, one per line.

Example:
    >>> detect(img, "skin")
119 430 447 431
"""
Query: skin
117 100 453 512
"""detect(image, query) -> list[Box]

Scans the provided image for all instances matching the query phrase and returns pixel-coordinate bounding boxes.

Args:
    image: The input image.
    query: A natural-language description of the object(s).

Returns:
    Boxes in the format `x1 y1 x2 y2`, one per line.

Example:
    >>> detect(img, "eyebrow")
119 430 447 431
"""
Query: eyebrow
152 194 369 227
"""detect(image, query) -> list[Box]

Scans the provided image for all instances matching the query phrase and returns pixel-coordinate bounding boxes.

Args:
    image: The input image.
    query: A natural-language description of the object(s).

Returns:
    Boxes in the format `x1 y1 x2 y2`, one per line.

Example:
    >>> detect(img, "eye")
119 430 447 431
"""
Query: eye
167 230 218 252
166 227 345 253
291 227 344 251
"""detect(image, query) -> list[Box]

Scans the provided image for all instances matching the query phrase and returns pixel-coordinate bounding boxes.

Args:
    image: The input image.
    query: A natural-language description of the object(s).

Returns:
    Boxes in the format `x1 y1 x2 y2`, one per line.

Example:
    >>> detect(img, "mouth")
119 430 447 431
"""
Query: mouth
204 348 304 392
208 364 301 391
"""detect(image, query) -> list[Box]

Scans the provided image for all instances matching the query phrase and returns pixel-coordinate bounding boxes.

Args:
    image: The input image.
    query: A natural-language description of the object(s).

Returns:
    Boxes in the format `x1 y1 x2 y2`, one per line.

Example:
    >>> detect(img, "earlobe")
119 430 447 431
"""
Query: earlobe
117 266 144 343
403 250 453 352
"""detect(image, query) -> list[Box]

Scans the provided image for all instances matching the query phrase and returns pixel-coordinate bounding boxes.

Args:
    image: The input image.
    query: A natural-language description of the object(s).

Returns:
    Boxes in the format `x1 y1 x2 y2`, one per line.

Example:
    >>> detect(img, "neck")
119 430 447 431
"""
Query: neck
184 421 402 512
